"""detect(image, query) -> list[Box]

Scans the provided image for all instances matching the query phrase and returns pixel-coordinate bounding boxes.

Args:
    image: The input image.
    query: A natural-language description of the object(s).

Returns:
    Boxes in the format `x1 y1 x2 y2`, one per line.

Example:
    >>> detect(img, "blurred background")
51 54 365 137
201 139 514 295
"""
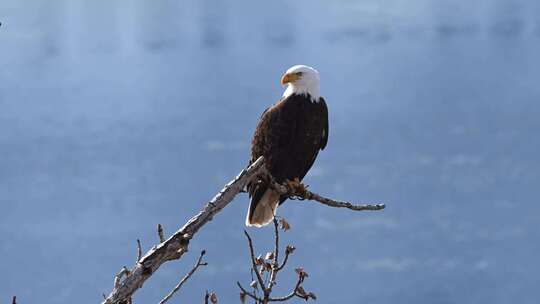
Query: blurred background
1 0 539 303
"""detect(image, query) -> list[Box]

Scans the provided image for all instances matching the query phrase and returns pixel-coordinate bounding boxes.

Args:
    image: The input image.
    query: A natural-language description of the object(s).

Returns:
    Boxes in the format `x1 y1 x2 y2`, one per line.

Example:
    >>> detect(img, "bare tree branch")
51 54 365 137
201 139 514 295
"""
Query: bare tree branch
243 230 266 291
102 157 266 304
237 282 262 302
136 239 142 262
157 224 165 243
267 274 304 302
102 156 384 304
277 245 294 272
267 177 385 211
159 250 207 304
239 217 316 304
298 190 385 211
267 219 279 291
114 267 131 289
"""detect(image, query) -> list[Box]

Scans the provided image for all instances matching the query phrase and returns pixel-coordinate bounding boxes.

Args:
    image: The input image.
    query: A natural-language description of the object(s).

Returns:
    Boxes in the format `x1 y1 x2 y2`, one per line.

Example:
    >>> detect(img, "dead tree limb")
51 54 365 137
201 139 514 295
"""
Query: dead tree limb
102 157 266 304
244 230 266 291
266 177 385 211
102 156 384 304
136 239 142 262
157 224 165 243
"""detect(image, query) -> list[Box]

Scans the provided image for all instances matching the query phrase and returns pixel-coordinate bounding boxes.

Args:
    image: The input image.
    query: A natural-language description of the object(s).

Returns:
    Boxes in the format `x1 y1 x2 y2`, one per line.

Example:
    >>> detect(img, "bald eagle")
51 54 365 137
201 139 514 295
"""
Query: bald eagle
246 65 329 227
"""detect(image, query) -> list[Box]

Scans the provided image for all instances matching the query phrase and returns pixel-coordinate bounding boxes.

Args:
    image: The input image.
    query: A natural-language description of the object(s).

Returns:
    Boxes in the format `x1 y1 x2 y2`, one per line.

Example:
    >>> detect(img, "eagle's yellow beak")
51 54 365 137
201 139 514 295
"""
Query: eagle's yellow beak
280 72 300 85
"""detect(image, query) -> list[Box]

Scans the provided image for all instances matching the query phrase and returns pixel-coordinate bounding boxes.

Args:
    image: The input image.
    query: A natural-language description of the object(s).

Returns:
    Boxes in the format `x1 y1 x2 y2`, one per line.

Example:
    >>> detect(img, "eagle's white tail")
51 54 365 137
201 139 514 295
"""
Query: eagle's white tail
246 189 280 227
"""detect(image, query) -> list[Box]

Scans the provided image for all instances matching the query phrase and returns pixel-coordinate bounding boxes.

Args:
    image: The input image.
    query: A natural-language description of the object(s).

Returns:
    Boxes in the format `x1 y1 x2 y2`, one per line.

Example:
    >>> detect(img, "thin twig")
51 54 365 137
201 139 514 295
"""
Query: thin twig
302 191 385 211
267 272 305 302
159 251 207 304
244 230 265 291
272 218 279 268
264 172 386 211
250 268 261 300
277 245 294 271
114 266 130 288
157 224 165 243
237 282 262 302
136 239 142 262
102 157 266 304
267 219 279 291
240 217 316 304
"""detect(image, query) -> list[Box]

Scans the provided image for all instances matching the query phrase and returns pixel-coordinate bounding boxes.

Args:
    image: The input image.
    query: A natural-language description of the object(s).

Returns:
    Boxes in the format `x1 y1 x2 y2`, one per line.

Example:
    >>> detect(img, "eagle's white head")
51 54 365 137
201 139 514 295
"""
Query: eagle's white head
281 65 320 102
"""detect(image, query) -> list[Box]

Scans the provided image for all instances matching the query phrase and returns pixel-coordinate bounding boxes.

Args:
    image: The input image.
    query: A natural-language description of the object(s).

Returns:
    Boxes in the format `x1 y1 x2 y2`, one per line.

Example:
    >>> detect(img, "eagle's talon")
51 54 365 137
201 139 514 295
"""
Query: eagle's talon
284 179 310 198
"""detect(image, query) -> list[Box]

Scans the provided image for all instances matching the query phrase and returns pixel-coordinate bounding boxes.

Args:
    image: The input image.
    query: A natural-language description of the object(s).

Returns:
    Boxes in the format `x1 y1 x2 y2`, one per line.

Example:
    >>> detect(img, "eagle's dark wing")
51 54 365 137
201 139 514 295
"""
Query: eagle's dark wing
246 96 297 220
288 96 328 184
248 94 328 202
250 96 298 179
319 98 329 150
246 94 329 226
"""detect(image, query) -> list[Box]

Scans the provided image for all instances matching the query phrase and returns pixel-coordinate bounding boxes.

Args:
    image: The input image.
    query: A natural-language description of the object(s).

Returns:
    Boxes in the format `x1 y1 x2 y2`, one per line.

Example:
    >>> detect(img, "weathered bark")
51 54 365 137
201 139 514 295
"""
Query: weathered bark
102 157 266 304
102 157 385 304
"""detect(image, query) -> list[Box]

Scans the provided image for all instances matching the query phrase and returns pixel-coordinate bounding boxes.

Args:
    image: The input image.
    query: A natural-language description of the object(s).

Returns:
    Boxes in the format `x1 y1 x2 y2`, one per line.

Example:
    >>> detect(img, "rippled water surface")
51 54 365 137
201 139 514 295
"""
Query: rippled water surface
1 0 539 303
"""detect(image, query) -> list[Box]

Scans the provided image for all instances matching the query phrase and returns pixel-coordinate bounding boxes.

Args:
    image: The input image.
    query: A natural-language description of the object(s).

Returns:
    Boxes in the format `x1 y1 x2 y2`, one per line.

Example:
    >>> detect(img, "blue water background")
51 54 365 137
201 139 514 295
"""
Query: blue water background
1 0 539 303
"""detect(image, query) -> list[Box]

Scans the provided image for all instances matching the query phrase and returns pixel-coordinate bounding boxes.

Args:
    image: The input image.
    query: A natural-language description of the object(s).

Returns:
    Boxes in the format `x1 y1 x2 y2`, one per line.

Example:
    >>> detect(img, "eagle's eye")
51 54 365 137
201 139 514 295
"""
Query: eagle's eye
296 72 303 76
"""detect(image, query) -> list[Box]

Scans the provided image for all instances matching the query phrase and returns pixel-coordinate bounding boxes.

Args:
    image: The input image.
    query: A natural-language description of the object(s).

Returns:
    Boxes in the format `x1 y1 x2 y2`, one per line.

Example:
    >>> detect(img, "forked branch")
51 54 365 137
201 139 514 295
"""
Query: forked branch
102 157 266 304
102 157 384 304
238 219 316 304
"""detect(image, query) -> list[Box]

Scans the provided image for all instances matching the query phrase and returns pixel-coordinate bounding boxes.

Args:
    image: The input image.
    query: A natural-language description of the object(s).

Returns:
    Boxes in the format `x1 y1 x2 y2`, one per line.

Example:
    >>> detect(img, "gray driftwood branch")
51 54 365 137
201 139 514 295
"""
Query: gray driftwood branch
102 156 385 304
102 157 266 304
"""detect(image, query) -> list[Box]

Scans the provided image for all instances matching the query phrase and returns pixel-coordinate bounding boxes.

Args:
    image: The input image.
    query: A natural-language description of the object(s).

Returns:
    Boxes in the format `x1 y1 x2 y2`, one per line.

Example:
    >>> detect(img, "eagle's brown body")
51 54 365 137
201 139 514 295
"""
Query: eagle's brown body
246 93 329 226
